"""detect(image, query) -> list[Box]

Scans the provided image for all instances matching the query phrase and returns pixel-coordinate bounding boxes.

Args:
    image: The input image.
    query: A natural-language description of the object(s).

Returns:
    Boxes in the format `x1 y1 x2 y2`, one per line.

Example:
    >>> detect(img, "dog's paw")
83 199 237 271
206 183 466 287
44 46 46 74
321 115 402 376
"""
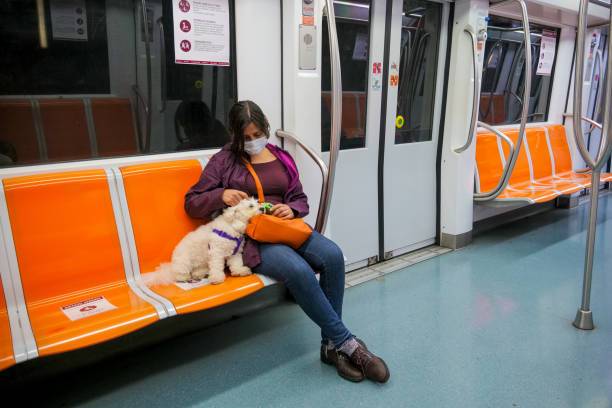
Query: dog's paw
230 266 252 277
208 271 226 285
175 271 192 282
191 265 208 279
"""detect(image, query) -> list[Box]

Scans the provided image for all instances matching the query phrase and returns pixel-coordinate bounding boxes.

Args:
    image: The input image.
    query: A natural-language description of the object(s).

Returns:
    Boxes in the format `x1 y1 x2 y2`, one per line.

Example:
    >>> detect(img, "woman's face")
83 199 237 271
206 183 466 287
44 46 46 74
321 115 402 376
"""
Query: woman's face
243 122 266 142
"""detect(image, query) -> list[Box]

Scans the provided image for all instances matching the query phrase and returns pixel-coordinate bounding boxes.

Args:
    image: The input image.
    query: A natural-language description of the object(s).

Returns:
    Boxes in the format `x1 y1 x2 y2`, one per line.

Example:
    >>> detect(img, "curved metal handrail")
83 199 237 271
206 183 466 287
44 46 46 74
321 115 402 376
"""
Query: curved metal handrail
455 26 480 153
131 84 149 152
473 121 515 201
571 0 612 330
563 113 603 130
141 0 152 152
471 0 531 202
317 0 342 234
157 17 167 113
276 130 329 233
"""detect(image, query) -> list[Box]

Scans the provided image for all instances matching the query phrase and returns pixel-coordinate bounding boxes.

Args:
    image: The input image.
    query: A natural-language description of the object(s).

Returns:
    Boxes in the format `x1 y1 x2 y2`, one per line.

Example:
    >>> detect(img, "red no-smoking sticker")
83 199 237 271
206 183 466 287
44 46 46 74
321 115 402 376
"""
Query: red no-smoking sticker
61 296 117 321
180 39 191 52
180 20 191 32
179 0 190 12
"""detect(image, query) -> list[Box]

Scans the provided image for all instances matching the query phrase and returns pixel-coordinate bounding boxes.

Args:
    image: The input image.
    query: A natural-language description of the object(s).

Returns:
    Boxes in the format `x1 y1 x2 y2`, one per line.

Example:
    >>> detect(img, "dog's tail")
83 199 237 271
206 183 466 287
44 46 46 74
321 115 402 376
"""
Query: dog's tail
141 263 176 286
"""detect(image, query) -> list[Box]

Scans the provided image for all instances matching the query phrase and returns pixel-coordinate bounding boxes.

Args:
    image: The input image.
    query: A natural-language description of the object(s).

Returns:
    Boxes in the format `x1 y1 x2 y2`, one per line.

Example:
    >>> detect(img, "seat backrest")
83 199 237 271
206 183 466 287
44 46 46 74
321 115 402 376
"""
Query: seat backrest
119 160 205 274
546 124 573 174
479 93 506 125
39 99 91 161
0 276 15 370
91 98 138 157
498 128 532 186
3 170 127 304
524 127 554 180
475 130 505 193
0 100 40 164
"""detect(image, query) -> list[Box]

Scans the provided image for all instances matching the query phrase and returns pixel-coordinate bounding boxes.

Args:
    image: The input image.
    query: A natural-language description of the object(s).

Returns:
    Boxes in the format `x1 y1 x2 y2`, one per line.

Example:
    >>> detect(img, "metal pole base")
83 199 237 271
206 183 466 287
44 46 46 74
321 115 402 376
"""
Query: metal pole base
573 308 594 330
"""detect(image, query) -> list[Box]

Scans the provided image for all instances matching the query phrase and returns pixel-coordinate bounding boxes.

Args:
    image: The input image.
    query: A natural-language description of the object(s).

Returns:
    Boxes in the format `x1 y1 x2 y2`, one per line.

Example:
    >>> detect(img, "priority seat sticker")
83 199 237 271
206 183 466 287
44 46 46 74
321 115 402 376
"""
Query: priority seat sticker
61 296 117 321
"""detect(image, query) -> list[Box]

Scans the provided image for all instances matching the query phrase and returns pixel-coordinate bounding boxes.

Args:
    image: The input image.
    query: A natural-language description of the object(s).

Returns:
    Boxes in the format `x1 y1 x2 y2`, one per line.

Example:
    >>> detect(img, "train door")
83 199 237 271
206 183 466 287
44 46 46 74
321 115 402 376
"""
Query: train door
322 0 449 269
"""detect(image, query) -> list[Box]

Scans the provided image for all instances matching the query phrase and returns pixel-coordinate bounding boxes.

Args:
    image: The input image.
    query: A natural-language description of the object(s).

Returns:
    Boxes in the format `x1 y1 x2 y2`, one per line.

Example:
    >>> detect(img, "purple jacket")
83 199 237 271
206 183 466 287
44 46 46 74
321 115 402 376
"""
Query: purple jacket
184 143 310 268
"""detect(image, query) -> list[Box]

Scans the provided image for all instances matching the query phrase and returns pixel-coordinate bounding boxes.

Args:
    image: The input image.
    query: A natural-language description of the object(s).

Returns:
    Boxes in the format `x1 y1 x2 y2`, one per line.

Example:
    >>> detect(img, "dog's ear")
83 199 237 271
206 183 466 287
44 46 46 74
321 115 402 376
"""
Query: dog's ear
223 206 236 221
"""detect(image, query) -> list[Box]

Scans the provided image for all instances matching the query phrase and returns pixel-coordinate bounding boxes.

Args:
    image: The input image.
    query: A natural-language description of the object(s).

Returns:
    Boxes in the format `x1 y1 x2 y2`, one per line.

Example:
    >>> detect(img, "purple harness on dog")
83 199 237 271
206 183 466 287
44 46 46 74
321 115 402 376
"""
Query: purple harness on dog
211 229 244 255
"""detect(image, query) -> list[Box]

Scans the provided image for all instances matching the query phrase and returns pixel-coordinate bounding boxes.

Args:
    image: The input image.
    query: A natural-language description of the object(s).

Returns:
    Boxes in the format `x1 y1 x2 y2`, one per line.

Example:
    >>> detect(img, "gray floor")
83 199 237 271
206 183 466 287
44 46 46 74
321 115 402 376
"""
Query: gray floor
2 194 612 408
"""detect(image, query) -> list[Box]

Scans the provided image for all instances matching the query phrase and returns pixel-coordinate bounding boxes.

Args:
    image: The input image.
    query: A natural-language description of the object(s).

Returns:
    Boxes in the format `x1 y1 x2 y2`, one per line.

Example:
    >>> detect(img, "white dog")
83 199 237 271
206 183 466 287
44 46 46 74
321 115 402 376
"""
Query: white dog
144 197 262 286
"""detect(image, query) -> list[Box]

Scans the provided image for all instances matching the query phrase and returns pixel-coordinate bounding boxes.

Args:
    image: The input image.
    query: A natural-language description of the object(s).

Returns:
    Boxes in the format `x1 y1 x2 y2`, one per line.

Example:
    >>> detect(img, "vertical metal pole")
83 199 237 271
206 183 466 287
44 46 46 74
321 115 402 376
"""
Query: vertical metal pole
573 170 600 330
572 0 612 330
316 0 342 234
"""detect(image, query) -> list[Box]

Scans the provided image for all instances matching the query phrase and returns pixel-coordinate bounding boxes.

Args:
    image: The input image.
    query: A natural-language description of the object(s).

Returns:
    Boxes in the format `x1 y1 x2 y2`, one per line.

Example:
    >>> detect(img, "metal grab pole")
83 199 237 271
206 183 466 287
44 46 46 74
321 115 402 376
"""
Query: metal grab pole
572 0 612 330
317 0 342 234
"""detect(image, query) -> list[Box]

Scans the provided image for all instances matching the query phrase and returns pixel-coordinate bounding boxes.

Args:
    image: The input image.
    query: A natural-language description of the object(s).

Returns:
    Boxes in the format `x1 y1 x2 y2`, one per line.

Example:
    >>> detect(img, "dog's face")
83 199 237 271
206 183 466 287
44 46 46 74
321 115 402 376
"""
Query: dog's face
222 197 263 223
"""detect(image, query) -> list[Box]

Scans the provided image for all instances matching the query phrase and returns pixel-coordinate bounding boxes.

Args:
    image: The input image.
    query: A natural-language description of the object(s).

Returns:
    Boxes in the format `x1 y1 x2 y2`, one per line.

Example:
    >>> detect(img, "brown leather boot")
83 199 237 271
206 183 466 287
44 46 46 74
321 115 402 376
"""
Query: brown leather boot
343 341 390 383
320 344 364 382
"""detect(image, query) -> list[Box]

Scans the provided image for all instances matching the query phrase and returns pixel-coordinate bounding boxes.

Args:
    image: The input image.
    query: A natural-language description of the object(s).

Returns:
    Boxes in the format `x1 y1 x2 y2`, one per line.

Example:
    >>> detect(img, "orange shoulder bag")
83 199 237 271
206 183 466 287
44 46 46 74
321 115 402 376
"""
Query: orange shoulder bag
243 160 312 249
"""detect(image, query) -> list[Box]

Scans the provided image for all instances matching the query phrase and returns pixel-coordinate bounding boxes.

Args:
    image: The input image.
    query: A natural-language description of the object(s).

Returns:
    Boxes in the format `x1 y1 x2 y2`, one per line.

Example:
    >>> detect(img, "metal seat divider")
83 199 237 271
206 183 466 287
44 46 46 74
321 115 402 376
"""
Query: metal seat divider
106 168 177 319
0 181 38 362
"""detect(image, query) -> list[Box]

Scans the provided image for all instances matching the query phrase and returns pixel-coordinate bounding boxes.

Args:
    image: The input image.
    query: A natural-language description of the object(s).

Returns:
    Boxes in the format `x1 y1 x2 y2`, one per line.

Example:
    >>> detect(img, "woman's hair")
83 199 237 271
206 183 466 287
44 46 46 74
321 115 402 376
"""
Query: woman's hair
227 100 270 159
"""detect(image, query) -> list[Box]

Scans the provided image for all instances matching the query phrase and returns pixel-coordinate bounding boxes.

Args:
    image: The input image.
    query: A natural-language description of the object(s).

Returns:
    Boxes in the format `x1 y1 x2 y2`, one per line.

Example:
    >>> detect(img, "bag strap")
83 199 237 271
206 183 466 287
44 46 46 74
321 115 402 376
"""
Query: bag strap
242 160 265 203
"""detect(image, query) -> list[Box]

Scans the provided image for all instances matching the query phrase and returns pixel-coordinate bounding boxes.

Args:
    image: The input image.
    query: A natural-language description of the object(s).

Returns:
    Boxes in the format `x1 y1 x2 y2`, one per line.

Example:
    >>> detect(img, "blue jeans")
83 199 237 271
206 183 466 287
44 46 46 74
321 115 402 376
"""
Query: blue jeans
253 230 352 347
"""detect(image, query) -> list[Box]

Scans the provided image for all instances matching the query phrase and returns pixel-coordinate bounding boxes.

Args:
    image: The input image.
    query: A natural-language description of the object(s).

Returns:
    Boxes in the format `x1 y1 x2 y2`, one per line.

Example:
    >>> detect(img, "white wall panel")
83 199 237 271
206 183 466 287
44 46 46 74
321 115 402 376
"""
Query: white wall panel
235 0 283 146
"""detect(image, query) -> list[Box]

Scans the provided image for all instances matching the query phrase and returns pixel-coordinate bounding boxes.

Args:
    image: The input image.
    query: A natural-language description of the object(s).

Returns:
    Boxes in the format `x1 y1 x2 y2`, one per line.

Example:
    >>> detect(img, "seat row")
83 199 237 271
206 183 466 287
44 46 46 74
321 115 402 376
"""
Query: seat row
0 158 276 371
0 98 138 165
475 124 612 204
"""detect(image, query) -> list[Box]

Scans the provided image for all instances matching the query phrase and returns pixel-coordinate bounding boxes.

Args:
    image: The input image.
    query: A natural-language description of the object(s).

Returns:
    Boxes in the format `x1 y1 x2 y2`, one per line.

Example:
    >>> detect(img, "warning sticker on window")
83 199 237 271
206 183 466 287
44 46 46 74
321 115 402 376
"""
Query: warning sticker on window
536 30 557 76
173 0 230 66
174 278 211 290
61 296 117 321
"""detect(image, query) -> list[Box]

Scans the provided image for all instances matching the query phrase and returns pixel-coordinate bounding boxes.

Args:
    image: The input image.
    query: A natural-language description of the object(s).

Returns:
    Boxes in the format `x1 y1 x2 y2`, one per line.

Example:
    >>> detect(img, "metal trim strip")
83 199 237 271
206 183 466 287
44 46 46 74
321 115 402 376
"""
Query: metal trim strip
0 181 38 362
105 169 175 318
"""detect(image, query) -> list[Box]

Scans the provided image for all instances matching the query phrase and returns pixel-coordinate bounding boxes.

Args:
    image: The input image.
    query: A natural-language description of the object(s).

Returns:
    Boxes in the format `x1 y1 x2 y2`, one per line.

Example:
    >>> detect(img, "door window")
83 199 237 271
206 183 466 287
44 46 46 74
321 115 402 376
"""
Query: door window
479 15 560 125
394 0 442 144
321 0 371 152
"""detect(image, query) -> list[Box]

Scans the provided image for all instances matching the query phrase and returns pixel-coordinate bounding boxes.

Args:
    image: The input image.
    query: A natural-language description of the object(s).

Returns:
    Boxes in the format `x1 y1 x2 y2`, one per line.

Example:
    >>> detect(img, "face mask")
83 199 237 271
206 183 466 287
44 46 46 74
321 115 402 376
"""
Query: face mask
244 136 268 156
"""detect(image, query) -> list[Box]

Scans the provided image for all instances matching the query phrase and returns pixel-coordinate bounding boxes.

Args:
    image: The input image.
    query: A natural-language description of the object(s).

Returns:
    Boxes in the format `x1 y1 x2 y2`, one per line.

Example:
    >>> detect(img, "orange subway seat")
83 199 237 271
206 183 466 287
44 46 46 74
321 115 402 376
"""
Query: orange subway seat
91 98 138 157
546 125 612 186
496 186 561 203
475 130 505 193
0 100 40 164
498 129 532 187
3 170 159 356
525 127 585 193
39 99 91 161
119 160 265 315
0 277 15 371
476 126 578 203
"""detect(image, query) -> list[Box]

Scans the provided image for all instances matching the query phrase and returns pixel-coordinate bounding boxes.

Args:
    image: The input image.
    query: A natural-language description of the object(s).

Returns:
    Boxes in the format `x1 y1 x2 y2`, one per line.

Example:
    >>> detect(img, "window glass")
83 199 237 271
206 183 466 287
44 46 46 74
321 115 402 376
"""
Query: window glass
479 15 559 125
395 0 442 144
321 0 371 152
0 0 236 167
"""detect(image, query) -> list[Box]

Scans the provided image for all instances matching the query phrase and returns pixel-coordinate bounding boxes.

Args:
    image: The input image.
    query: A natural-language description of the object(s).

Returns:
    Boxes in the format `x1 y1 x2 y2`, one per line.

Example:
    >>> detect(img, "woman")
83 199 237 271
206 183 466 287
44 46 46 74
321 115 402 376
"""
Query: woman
185 100 389 383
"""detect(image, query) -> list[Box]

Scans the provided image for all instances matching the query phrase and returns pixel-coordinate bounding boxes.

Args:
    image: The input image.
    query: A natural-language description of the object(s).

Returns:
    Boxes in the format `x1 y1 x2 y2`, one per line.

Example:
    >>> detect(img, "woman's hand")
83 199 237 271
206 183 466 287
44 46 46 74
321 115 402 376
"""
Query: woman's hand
222 189 248 206
270 203 295 219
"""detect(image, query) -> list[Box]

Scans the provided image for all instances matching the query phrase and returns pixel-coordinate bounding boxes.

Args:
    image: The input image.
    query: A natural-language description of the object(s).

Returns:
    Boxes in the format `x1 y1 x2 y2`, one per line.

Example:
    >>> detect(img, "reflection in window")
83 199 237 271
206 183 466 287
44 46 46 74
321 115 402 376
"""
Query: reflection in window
395 0 441 144
0 0 236 167
479 16 559 126
321 1 371 152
